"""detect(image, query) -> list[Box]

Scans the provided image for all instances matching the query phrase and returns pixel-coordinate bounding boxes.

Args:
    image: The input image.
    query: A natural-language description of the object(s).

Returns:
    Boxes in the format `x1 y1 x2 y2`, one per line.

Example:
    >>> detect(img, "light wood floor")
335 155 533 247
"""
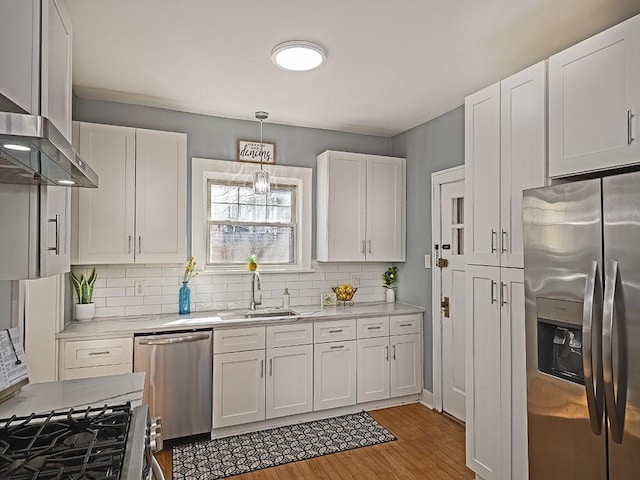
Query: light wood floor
155 403 474 479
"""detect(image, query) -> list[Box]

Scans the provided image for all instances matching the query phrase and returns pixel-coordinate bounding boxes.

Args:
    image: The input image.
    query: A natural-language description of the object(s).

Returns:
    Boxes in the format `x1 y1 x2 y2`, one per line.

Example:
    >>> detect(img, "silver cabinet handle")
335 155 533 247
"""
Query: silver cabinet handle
490 229 497 253
138 236 142 254
47 214 61 255
501 229 508 254
260 359 264 378
385 345 389 361
628 110 635 145
583 260 604 436
367 326 381 330
368 240 372 254
500 282 508 307
399 323 413 327
329 329 343 334
603 260 624 444
330 345 344 350
128 235 132 254
137 333 211 345
490 280 497 304
362 240 365 254
88 350 111 356
269 358 273 376
392 345 396 360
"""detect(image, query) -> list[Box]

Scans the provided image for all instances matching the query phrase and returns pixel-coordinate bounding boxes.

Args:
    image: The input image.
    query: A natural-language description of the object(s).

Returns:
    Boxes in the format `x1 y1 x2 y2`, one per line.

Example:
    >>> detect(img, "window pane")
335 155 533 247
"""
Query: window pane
238 205 267 222
211 203 238 221
268 190 292 207
239 186 267 205
209 224 294 263
267 205 292 223
211 185 238 204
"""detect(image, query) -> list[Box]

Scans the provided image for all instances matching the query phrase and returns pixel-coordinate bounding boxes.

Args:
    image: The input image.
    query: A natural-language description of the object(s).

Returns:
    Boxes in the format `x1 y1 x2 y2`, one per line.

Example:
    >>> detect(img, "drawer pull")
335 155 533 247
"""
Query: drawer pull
88 351 111 356
329 329 343 334
330 345 345 350
392 345 396 360
385 346 389 361
399 323 413 327
367 326 381 330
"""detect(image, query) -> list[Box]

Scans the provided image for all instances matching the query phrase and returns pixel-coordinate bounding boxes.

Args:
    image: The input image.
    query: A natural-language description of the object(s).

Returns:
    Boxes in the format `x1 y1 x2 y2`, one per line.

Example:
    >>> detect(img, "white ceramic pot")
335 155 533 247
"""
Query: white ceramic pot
75 303 96 322
385 288 396 303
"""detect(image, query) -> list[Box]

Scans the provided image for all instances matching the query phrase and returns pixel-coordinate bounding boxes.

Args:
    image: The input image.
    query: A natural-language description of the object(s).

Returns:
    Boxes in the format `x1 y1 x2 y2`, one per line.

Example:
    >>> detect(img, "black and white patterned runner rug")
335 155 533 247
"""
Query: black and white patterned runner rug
172 411 396 479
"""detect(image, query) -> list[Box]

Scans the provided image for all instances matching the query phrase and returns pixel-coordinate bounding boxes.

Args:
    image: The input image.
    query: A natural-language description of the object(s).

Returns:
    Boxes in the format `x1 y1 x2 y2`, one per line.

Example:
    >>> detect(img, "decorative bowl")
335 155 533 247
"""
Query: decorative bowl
332 284 357 301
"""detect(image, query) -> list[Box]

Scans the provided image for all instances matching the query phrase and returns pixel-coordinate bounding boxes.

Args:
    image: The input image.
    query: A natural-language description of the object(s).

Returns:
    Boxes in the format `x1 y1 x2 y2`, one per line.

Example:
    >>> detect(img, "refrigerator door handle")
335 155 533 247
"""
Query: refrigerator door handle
583 260 604 435
603 260 626 444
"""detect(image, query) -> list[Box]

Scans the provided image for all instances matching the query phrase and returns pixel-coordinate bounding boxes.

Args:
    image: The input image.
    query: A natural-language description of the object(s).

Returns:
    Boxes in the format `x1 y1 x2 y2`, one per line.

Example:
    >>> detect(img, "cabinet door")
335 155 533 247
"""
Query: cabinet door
76 123 136 264
266 345 313 419
366 155 405 261
465 83 501 267
313 341 357 411
0 0 39 114
356 337 390 403
41 186 70 276
40 0 72 141
549 15 640 177
390 333 422 397
500 61 547 268
213 350 265 428
316 151 366 261
465 265 501 480
500 268 528 480
134 129 187 263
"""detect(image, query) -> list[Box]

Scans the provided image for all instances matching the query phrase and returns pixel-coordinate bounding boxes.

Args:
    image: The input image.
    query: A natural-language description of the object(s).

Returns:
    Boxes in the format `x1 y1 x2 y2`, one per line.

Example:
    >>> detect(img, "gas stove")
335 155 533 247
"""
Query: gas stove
0 402 163 480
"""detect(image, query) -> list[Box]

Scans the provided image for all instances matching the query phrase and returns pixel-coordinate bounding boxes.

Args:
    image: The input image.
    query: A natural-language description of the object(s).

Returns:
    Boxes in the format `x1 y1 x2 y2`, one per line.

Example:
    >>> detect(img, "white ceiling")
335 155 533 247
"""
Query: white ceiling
66 0 640 137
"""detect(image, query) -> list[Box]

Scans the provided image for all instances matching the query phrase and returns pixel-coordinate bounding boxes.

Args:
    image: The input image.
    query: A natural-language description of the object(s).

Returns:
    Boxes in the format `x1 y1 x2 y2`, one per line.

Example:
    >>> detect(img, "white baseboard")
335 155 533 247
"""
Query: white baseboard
420 389 434 409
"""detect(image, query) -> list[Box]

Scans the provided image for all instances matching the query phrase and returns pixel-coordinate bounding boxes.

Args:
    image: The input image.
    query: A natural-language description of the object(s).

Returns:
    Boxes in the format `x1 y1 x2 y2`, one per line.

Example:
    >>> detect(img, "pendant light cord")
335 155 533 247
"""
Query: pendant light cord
259 118 264 171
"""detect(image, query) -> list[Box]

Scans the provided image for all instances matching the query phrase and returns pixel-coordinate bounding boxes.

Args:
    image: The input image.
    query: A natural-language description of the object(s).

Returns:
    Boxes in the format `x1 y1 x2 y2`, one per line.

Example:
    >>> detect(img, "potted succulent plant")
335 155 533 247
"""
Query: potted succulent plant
383 266 398 303
70 268 97 321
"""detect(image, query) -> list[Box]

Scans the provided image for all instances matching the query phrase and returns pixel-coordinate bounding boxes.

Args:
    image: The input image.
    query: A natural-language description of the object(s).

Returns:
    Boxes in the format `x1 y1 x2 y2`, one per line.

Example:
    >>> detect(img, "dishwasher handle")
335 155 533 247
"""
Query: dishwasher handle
137 333 210 346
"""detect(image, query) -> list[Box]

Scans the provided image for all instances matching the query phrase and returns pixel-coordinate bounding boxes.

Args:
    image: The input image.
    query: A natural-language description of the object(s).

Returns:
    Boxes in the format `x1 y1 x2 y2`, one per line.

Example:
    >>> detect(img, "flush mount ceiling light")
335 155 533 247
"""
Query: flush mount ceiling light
271 41 327 72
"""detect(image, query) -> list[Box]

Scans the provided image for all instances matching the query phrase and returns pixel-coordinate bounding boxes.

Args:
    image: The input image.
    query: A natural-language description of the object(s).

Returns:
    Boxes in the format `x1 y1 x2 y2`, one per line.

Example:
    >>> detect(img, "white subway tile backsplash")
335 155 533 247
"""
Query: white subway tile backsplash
83 262 386 318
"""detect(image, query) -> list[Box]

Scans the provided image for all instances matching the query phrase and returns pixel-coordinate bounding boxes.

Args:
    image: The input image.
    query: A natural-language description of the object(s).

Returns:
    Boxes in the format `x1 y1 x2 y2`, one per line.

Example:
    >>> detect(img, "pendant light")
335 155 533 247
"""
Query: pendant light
253 111 270 195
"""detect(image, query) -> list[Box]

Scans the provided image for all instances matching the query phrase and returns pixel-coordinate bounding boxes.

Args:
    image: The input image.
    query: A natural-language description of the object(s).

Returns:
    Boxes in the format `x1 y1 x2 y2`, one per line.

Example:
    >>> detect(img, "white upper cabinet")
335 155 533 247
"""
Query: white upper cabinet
465 61 547 268
41 186 71 276
41 0 72 141
549 14 640 177
0 0 72 141
317 151 406 262
74 122 187 264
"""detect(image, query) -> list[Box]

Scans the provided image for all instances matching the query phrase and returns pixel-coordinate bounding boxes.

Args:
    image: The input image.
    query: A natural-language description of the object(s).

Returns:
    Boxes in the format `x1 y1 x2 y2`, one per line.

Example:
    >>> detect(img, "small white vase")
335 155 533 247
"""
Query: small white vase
385 288 396 303
75 303 96 322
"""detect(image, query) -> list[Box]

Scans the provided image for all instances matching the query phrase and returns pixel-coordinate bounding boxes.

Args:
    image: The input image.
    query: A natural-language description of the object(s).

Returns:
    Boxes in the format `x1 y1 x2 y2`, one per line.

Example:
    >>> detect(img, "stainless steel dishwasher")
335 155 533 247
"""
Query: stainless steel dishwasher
134 330 212 441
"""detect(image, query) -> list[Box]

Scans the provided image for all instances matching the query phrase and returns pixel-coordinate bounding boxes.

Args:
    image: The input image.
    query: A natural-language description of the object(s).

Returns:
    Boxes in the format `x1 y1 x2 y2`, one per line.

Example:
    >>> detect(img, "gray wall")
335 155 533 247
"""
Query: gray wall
74 97 465 392
391 106 465 391
74 98 392 256
0 281 13 330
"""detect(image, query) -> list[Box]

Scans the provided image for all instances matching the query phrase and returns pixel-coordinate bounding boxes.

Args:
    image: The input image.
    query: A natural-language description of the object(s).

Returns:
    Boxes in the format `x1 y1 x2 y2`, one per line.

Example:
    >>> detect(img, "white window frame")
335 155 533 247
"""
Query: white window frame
192 158 312 273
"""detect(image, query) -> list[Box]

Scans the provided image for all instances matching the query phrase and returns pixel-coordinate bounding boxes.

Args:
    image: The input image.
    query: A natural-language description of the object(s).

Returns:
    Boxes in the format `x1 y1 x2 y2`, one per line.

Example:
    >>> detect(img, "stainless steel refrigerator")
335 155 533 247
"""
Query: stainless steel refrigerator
523 171 640 480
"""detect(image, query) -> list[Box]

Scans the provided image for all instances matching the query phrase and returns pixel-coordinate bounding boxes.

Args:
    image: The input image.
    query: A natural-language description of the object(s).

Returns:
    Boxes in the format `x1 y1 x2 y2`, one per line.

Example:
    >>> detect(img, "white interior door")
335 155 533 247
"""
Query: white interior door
433 167 466 421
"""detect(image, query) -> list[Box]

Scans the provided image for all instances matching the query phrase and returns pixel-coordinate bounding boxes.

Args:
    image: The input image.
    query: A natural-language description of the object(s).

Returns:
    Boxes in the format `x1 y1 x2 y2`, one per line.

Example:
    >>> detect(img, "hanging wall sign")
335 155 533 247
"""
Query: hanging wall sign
237 139 276 164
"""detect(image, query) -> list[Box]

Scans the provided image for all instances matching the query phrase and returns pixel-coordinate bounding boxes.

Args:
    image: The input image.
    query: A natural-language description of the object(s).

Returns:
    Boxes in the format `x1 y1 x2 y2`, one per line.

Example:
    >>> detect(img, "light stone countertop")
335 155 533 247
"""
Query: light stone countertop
57 301 425 339
0 373 145 418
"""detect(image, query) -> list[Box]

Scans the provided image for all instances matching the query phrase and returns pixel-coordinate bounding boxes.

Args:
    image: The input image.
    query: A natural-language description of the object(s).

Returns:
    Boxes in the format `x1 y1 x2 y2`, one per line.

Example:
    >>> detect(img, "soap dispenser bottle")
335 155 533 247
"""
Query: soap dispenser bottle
283 288 290 309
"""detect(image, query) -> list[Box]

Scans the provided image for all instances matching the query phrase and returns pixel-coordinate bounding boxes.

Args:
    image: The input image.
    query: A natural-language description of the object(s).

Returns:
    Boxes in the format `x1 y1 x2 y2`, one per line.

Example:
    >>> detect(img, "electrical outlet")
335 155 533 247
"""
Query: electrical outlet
134 280 144 297
352 275 362 286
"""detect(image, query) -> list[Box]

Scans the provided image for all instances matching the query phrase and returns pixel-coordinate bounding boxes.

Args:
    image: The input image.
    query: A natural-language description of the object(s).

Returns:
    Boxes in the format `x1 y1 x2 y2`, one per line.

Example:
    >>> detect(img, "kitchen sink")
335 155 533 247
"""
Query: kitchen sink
217 308 301 321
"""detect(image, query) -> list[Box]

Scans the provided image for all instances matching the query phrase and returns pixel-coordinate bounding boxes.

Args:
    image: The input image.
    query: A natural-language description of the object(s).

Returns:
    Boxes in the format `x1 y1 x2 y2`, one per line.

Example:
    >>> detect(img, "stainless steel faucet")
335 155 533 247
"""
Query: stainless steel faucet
250 271 262 310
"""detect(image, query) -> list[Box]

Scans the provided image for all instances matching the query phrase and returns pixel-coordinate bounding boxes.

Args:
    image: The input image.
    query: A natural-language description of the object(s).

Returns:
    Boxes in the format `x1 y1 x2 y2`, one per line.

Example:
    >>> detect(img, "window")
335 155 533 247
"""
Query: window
192 158 312 272
208 181 296 264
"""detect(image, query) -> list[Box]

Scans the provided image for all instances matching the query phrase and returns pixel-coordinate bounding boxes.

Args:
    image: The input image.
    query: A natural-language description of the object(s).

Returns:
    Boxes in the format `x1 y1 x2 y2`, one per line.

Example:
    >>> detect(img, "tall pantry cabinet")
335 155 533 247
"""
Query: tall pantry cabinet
464 61 547 480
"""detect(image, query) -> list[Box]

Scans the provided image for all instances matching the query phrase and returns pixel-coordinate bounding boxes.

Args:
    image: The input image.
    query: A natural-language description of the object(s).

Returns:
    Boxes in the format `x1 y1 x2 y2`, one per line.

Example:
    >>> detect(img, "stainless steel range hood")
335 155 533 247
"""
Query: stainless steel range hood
0 113 98 188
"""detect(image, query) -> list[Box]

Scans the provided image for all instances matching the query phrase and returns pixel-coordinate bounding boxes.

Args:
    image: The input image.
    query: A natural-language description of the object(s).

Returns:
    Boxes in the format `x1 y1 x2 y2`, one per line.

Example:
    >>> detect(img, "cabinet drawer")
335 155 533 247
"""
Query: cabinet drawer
390 314 421 335
61 363 133 381
214 327 265 353
63 337 133 369
266 323 312 348
357 316 390 338
314 319 356 343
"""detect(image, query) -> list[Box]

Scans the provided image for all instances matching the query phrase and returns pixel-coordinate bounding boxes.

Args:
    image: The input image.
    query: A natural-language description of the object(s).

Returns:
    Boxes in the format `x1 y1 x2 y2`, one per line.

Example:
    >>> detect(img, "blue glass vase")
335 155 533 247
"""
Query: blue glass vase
179 282 191 315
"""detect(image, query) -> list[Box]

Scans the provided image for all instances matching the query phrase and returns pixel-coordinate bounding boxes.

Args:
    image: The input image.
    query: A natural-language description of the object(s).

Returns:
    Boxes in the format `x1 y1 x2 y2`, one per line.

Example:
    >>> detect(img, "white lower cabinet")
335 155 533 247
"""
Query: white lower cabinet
465 265 526 480
357 337 390 402
266 344 313 419
213 349 265 428
390 333 422 398
313 341 357 411
59 336 133 381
